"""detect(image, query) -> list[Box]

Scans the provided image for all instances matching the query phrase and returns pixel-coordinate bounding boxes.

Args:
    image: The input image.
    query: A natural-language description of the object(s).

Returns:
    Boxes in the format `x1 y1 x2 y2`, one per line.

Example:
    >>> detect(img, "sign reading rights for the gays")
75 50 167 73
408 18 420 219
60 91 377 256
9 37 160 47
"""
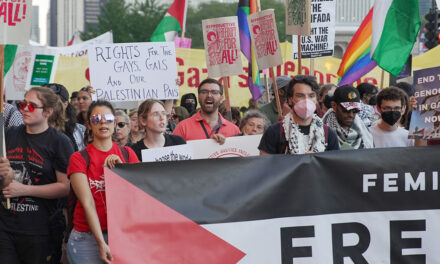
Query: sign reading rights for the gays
0 0 32 45
88 42 179 102
248 9 283 70
292 0 335 59
409 66 440 140
202 16 243 78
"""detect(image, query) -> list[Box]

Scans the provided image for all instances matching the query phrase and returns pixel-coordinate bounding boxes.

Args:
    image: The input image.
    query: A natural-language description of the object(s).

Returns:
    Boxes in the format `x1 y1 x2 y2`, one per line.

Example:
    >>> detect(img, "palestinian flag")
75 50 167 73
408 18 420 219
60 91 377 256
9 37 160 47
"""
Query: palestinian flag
150 0 188 42
105 146 440 263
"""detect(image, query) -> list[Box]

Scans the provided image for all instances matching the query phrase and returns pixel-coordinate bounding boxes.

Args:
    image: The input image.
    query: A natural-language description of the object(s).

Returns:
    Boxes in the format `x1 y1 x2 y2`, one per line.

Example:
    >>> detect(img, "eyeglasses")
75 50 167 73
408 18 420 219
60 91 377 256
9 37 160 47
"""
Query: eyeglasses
17 101 44 112
199 89 222 96
117 122 127 128
90 114 115 125
381 106 402 112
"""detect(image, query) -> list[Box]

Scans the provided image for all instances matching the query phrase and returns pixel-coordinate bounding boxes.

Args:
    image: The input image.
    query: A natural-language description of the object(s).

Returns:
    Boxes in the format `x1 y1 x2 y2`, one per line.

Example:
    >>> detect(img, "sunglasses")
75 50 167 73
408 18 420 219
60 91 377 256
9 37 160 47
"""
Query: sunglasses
117 122 127 128
90 114 115 125
17 101 44 112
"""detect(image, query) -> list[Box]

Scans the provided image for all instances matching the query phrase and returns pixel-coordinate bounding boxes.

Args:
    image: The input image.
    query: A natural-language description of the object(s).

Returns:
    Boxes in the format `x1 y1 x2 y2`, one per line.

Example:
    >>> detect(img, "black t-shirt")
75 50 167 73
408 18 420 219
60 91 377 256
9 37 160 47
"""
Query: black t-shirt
0 125 74 235
131 134 186 161
258 122 339 154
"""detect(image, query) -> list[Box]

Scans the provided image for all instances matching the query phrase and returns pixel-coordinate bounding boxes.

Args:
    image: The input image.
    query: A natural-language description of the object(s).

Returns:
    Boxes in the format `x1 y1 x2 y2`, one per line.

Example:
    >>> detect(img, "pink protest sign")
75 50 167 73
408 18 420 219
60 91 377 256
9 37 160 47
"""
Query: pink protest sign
202 16 243 78
0 0 32 45
174 37 192 48
248 9 283 69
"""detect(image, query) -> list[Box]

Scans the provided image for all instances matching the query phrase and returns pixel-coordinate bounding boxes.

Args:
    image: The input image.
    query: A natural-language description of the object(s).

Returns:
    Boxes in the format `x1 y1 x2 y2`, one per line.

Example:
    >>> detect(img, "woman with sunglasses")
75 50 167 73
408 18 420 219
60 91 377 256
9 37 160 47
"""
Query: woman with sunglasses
131 99 186 161
114 110 131 147
0 87 74 263
66 100 139 264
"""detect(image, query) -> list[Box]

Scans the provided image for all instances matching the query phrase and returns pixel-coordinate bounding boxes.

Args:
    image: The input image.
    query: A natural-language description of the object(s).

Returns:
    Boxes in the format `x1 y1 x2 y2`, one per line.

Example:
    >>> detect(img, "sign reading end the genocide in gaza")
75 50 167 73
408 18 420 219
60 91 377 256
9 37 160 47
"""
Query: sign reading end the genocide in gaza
0 0 32 45
88 42 179 102
202 16 243 78
247 9 283 70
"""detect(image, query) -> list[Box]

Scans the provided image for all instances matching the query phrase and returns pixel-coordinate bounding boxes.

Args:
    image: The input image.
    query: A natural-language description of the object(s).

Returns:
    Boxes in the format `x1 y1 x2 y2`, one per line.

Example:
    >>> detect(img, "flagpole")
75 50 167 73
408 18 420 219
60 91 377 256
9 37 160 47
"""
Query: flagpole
0 45 10 209
264 73 270 103
222 77 233 121
310 58 315 77
380 69 385 89
270 68 282 121
297 35 302 75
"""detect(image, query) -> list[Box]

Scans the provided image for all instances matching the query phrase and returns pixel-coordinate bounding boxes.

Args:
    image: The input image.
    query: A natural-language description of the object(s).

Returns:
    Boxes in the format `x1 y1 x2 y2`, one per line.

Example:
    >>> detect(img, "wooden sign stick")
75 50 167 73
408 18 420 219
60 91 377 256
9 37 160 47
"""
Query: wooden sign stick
0 45 10 209
270 67 282 121
222 77 232 121
297 35 302 75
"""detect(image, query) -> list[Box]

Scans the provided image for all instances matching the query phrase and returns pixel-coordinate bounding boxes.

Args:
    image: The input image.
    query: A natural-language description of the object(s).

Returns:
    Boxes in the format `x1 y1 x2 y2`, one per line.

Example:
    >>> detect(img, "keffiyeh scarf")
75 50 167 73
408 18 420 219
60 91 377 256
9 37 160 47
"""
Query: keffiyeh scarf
282 113 326 154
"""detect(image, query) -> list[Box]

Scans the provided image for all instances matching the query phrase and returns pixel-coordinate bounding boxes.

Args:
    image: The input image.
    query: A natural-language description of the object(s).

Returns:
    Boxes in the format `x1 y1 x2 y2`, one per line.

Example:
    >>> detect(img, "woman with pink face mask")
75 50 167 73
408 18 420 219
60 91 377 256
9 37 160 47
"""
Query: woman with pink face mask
259 76 340 155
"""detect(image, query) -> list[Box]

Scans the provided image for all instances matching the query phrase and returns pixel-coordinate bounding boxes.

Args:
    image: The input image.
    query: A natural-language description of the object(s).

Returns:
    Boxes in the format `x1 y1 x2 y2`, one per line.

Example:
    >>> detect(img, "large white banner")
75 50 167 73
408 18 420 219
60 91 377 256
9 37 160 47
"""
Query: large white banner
5 32 114 100
292 0 335 59
0 0 32 45
88 42 179 102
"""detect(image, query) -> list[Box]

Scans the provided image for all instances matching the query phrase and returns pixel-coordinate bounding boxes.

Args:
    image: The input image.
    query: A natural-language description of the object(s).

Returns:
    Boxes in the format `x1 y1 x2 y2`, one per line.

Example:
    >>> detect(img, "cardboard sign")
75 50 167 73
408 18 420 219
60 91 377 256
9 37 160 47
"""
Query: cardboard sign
189 135 262 159
202 16 243 78
409 66 440 140
141 144 193 162
248 9 283 69
88 42 179 102
285 0 311 36
292 0 335 59
0 0 32 45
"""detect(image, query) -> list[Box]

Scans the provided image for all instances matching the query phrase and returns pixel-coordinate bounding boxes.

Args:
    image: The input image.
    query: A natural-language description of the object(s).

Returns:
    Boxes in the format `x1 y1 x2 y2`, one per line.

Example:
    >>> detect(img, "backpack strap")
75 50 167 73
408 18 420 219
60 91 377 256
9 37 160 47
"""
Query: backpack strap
323 124 329 144
119 146 129 163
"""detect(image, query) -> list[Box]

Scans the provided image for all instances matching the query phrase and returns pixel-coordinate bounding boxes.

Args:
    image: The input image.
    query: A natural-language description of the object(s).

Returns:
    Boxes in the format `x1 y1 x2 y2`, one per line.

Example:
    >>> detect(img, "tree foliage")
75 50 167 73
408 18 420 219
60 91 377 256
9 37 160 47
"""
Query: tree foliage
82 0 287 46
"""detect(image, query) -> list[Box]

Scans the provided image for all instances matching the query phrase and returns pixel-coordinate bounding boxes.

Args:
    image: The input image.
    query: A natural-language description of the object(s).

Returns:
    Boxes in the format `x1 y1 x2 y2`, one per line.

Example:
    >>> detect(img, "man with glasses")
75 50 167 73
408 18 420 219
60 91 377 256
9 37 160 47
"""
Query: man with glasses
369 87 414 147
173 78 240 142
323 85 373 150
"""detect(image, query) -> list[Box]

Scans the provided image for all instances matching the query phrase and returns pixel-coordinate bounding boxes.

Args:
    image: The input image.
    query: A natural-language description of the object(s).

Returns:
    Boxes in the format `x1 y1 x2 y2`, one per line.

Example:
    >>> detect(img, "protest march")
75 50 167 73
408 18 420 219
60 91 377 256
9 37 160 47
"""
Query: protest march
0 0 439 263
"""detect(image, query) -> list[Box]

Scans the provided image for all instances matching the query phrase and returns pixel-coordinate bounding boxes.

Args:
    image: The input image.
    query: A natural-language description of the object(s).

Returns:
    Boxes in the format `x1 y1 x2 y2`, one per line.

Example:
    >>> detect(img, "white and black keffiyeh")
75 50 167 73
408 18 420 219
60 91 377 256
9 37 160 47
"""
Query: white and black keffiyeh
282 113 326 154
322 109 373 149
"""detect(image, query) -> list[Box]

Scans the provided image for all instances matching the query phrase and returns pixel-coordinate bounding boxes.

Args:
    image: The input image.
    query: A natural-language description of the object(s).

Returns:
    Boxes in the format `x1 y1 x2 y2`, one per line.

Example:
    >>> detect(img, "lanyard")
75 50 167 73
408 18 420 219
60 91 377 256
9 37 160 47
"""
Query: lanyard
199 114 222 139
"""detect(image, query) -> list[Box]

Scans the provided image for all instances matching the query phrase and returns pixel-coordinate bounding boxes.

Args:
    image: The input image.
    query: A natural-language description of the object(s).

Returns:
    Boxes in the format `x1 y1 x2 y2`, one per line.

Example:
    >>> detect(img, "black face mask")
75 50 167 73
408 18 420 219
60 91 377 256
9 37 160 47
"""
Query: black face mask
182 103 196 113
381 111 401 126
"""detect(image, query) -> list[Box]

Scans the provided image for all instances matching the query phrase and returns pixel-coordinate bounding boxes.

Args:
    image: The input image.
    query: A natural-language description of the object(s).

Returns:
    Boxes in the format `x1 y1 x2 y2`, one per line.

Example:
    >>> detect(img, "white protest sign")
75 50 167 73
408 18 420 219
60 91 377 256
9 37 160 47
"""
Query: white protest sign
292 0 335 59
88 42 179 102
5 32 114 100
0 0 32 45
248 9 283 70
141 144 193 162
189 135 262 159
202 16 243 78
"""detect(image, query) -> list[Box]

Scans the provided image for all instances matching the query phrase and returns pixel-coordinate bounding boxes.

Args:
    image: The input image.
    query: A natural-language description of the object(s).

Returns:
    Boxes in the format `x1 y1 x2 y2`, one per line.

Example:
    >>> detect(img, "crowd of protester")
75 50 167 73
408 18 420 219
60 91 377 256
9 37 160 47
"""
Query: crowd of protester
0 75 434 263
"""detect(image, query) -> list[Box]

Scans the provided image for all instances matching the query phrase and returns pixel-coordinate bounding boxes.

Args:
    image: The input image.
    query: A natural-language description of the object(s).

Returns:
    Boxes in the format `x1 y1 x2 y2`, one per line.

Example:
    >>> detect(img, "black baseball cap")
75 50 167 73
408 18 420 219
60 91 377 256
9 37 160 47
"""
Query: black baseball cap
44 83 70 102
333 85 361 111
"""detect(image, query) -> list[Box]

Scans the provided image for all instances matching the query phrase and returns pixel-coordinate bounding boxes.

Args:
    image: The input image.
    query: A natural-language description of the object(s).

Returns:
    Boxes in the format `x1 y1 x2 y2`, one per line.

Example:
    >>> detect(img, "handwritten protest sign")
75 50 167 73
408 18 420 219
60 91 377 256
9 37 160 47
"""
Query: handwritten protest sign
409 66 440 140
141 144 193 162
202 16 243 78
248 9 283 70
189 135 262 159
88 42 179 102
292 0 335 59
0 0 32 45
285 0 311 36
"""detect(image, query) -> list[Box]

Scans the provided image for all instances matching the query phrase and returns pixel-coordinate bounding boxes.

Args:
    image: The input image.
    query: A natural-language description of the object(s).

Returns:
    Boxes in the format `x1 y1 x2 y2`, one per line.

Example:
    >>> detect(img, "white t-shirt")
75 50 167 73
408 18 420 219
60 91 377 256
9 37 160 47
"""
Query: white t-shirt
369 122 414 148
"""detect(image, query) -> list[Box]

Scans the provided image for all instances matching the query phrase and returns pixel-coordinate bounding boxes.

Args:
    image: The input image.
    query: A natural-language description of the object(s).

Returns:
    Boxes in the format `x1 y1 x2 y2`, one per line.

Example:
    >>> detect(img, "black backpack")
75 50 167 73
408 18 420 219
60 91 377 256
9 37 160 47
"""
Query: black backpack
65 146 129 240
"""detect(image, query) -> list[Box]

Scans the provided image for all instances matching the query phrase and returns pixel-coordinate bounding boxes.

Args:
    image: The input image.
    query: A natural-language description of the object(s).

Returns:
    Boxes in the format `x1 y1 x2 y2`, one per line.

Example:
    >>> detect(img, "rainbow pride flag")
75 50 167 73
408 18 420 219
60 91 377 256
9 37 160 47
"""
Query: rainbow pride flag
237 0 262 100
337 8 377 86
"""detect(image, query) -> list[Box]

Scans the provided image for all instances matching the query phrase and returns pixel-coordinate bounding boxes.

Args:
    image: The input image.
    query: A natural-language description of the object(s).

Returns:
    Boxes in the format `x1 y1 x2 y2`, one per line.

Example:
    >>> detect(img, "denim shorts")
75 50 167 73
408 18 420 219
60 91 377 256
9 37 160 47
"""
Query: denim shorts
66 228 108 264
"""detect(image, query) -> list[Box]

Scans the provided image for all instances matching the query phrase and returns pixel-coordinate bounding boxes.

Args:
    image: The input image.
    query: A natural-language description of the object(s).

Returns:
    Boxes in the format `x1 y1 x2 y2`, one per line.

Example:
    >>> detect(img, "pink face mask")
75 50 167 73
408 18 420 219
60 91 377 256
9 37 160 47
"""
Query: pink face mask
293 98 316 120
